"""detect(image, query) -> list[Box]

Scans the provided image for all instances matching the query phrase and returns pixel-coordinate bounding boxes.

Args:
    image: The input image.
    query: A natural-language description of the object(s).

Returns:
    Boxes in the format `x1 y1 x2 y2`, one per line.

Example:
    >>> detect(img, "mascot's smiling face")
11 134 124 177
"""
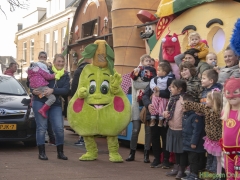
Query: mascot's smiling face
86 71 112 109
67 64 131 136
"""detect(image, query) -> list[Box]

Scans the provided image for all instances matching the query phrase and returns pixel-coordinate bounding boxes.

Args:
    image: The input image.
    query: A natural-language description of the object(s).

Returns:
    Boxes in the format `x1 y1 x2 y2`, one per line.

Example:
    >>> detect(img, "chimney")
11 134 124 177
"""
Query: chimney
17 23 23 31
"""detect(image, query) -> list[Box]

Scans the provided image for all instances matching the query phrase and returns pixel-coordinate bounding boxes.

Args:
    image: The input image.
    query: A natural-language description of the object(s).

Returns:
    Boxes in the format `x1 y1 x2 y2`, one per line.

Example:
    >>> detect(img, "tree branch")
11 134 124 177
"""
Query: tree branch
0 5 7 19
7 0 29 12
0 0 29 19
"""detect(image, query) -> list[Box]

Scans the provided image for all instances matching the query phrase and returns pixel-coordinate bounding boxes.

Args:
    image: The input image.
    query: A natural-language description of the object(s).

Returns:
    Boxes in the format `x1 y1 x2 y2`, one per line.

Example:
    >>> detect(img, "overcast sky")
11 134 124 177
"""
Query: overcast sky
0 0 47 59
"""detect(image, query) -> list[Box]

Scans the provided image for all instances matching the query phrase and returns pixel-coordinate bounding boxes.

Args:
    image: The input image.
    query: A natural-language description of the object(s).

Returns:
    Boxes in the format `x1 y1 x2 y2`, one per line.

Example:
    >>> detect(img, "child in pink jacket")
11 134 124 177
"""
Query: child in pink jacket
27 61 55 118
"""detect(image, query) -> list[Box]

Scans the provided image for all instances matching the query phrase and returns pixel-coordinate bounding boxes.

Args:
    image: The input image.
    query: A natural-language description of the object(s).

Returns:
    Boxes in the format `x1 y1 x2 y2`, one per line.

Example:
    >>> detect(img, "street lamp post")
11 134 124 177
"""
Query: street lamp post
19 59 24 83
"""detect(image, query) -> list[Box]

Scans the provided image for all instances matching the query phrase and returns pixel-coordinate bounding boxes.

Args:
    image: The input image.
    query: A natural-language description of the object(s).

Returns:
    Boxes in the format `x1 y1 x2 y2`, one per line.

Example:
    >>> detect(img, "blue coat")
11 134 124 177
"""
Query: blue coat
33 70 70 107
182 110 206 153
200 83 222 103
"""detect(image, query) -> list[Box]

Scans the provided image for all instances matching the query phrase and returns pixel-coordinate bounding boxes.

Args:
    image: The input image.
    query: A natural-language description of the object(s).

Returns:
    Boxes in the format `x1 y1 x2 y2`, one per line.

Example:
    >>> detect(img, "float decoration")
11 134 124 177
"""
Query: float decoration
230 18 240 56
161 32 181 63
156 15 175 40
137 10 157 24
155 0 214 18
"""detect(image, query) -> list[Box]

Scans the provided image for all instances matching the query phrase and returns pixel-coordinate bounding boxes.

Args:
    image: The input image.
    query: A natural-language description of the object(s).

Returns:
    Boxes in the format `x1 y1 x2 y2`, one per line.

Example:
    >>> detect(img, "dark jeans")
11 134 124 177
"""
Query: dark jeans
62 95 68 118
47 119 55 142
187 151 206 175
130 120 151 150
33 101 64 146
175 152 188 166
150 120 170 163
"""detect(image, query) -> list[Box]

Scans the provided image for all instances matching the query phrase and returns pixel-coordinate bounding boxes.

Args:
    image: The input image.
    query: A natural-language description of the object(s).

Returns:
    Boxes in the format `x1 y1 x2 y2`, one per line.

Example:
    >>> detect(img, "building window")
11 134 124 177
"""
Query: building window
82 18 99 38
53 30 58 56
23 42 27 64
44 33 50 59
61 27 66 46
30 39 34 62
5 58 8 66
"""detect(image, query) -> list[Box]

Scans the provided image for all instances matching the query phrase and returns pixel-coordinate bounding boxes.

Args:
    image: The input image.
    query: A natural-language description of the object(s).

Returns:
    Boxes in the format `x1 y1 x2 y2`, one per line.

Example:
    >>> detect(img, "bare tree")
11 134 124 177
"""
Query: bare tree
0 0 29 19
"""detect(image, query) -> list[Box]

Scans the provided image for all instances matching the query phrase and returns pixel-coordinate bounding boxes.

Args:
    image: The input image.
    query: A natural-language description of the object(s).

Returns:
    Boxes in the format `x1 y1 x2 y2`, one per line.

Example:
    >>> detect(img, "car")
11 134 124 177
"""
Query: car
0 75 36 146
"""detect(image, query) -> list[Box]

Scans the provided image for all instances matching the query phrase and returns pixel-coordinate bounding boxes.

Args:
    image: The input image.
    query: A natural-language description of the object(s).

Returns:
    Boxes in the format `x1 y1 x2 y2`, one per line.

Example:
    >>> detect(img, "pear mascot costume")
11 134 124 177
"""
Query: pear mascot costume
67 40 131 162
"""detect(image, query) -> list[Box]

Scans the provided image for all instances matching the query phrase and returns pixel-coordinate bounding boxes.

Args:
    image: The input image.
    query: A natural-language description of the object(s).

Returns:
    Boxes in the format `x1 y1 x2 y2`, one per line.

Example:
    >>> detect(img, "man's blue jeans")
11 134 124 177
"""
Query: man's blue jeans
32 101 64 146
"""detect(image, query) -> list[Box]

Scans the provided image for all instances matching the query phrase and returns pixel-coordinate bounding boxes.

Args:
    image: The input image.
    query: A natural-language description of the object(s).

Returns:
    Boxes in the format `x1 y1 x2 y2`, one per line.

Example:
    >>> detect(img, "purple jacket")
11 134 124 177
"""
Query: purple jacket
27 67 55 88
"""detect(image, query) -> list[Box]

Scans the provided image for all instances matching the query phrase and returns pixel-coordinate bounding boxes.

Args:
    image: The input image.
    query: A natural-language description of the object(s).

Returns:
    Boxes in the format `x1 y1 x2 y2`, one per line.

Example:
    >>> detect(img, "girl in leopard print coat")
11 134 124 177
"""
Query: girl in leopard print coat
182 90 222 177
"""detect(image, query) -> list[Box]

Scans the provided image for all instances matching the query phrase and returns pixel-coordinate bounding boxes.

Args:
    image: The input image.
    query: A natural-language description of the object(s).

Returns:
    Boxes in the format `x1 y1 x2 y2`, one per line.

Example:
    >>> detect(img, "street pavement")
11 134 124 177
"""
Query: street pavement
0 130 174 180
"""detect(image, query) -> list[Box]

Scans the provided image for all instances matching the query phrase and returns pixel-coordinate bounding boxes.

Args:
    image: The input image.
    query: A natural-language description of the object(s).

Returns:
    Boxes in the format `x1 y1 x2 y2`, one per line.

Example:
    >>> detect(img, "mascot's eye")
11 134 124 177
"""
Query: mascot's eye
89 81 96 94
145 26 149 32
100 81 109 94
148 26 152 32
172 37 177 42
162 38 166 42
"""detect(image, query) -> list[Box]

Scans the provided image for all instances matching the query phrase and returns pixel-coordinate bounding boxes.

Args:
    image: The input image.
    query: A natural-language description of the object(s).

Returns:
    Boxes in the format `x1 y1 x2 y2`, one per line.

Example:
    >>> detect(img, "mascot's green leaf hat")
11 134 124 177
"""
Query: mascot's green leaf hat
77 40 114 75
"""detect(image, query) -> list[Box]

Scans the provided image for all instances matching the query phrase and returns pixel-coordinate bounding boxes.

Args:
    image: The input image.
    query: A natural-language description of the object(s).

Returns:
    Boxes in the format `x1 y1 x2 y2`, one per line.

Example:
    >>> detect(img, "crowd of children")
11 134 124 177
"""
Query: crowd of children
128 31 240 180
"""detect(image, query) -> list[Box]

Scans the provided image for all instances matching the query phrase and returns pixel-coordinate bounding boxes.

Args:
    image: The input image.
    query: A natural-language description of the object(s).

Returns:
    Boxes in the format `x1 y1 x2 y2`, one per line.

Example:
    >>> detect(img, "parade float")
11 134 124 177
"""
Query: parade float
149 0 240 67
112 0 240 144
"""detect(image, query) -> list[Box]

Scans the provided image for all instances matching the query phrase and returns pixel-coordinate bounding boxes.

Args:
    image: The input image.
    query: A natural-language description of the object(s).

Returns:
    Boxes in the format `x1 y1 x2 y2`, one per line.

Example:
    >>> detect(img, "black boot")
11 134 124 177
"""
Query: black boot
57 144 68 160
38 144 48 160
125 149 135 161
175 166 186 179
144 150 150 163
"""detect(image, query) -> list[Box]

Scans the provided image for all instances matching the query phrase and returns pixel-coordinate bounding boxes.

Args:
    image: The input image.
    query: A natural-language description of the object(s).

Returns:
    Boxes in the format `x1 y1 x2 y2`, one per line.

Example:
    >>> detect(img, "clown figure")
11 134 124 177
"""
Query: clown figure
221 77 240 180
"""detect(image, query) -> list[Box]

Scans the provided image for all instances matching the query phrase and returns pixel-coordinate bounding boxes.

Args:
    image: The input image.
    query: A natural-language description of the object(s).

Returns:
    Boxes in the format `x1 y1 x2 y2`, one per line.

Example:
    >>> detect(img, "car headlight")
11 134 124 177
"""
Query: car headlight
29 108 35 118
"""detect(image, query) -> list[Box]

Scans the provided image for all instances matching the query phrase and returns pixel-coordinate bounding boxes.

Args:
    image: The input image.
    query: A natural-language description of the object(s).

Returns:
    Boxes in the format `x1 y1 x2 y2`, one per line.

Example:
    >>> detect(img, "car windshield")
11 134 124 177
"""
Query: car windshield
0 76 26 95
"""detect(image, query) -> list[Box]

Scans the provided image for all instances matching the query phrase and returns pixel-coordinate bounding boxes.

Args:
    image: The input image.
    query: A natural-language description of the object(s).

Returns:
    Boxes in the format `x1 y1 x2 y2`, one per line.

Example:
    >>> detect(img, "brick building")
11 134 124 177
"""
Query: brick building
68 0 113 72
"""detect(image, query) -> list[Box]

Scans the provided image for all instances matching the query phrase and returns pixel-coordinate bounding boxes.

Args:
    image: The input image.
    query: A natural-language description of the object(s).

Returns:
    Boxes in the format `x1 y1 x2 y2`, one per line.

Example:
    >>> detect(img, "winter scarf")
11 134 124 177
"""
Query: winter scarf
52 65 65 80
166 93 182 121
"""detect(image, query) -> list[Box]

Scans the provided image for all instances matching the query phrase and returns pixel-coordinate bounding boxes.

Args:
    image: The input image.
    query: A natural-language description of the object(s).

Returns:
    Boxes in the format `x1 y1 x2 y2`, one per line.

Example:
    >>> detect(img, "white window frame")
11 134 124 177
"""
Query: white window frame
52 30 58 57
22 42 27 64
61 27 66 47
49 1 51 16
5 58 8 66
44 33 50 59
59 0 61 10
30 39 34 62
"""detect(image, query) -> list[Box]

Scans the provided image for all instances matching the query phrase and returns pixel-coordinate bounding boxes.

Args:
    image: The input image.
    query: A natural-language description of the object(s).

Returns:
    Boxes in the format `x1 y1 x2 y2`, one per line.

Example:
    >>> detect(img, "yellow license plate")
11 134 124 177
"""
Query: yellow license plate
0 124 17 130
